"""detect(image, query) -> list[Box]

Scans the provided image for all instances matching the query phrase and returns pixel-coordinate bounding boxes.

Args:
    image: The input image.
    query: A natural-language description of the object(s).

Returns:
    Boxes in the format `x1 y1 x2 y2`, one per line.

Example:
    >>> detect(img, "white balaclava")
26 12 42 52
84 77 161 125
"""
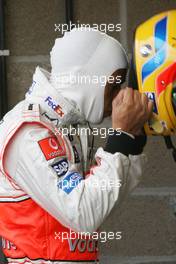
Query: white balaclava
50 28 128 124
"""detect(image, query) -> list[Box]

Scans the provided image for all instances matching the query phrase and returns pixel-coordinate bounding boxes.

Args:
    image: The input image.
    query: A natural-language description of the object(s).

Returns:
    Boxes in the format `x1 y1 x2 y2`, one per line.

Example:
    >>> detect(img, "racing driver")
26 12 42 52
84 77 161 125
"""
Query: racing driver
0 28 153 263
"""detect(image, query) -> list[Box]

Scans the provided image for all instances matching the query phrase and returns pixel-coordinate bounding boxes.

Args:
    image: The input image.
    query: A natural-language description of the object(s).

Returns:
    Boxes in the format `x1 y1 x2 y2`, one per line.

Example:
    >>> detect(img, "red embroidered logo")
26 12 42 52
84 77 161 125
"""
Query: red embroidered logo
38 136 66 161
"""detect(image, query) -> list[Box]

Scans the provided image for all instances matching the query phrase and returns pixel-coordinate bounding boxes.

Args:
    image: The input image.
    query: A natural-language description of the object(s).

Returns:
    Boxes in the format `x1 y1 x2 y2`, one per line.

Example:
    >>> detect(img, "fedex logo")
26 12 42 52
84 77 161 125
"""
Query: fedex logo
45 96 58 110
45 96 64 117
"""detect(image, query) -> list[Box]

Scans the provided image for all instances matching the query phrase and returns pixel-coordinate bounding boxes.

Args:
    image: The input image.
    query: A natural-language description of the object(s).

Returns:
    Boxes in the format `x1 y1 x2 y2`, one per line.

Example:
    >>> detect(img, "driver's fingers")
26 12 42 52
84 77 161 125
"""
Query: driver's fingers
123 87 134 104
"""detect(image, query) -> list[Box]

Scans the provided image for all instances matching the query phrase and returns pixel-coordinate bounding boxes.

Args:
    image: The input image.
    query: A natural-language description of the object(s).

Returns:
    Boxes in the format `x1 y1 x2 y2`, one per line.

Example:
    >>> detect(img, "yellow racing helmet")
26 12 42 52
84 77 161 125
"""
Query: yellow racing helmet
132 10 176 136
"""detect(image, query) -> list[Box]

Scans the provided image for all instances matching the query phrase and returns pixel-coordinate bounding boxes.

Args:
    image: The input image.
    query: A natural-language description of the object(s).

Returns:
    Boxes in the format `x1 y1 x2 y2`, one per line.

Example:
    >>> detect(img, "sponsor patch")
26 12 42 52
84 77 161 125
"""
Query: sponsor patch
45 96 64 117
51 158 69 177
58 172 83 194
38 136 66 161
73 146 80 163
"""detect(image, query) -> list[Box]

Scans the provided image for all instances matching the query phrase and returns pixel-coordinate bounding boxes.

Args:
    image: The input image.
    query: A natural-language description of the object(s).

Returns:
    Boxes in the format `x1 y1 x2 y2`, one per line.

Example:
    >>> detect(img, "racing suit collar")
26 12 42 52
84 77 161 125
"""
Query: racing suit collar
25 66 85 126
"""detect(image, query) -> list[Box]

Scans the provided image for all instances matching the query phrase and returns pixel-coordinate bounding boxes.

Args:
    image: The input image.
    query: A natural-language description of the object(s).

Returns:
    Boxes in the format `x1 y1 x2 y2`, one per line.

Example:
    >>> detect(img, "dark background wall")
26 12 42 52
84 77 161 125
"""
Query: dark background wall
2 1 176 263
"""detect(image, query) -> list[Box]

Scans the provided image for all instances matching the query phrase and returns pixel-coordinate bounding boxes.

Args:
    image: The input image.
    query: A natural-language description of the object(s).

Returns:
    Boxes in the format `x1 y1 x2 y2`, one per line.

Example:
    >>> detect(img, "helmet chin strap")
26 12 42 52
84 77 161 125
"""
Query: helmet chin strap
164 136 176 162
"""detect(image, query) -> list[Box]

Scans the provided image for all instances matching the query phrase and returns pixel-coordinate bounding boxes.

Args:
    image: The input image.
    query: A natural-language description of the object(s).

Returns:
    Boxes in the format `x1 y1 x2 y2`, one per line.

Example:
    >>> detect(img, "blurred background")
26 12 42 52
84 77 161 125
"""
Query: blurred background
1 0 176 263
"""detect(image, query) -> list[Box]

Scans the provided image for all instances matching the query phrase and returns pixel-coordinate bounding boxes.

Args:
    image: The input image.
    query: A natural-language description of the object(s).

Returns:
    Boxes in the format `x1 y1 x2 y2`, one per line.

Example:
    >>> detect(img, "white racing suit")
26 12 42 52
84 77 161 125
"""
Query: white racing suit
0 67 146 264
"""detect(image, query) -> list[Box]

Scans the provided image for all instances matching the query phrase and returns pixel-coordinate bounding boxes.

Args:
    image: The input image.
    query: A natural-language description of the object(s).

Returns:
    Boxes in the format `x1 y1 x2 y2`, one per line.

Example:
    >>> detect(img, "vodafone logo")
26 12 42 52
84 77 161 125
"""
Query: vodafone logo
49 138 59 150
38 136 66 161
